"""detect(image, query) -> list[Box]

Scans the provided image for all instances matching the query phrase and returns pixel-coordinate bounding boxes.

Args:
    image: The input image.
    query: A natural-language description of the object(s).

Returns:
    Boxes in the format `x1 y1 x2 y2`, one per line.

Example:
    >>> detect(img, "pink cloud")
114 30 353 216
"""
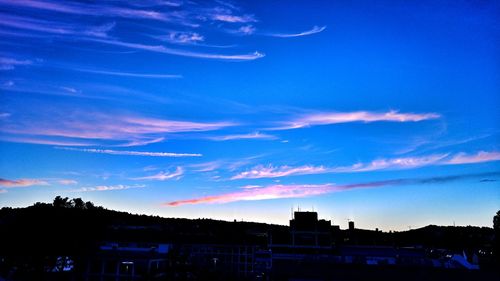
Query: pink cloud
58 179 78 185
272 110 440 130
1 112 234 147
0 178 49 187
445 151 500 165
165 183 335 206
165 171 500 206
132 167 183 181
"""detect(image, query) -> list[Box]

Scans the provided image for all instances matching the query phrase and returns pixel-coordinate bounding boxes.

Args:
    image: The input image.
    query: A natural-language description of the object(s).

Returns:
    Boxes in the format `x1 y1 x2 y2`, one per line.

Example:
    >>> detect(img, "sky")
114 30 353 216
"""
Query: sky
0 0 499 231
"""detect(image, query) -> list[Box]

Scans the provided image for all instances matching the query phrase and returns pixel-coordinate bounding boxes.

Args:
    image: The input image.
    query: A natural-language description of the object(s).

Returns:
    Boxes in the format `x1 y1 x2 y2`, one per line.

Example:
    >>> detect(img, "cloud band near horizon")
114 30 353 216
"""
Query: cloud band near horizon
231 151 500 179
165 171 500 206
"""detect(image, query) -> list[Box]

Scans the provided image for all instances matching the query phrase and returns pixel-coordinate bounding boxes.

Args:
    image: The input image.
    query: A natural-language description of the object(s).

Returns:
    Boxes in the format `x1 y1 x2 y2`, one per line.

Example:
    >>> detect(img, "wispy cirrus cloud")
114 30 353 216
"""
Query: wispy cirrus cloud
266 25 327 38
0 136 96 147
231 151 500 179
213 14 255 23
166 183 334 206
0 1 264 61
0 56 32 70
0 178 49 187
72 184 145 192
237 25 256 35
56 147 202 157
132 167 183 181
73 68 182 79
0 14 115 38
0 0 170 22
270 110 441 130
1 111 235 147
166 171 500 206
232 165 327 180
445 151 500 165
155 31 205 45
58 179 78 185
89 38 264 61
208 132 276 141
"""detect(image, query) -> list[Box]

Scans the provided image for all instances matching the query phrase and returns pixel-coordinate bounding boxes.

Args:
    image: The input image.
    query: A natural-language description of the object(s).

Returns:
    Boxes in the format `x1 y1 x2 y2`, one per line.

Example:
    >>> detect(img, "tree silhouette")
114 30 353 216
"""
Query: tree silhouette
72 198 85 209
85 201 95 209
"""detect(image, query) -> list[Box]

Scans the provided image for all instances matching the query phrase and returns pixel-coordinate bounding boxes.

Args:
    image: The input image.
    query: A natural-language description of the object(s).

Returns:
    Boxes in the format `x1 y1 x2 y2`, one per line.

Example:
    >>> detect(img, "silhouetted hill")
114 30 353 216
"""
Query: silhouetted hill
0 198 495 255
0 199 284 256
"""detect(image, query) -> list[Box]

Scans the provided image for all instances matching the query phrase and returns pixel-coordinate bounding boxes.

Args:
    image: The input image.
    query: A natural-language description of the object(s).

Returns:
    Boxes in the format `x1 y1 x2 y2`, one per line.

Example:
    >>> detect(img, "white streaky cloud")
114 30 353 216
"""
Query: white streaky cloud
1 111 235 147
0 57 32 70
240 185 261 189
189 161 223 172
230 151 500 180
231 165 328 179
60 86 78 93
238 25 256 35
132 167 183 181
0 136 96 147
56 147 202 157
0 189 7 194
72 184 145 192
208 132 276 141
89 38 264 61
212 13 256 23
0 0 170 21
339 154 449 172
271 110 441 130
0 14 114 37
74 68 182 79
267 25 326 38
445 151 500 165
156 31 205 45
115 137 166 147
83 22 116 38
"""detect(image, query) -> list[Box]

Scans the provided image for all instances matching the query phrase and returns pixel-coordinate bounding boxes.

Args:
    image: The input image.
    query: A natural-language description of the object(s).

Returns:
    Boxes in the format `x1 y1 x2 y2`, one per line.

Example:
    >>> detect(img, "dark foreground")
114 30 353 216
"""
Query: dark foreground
1 198 499 280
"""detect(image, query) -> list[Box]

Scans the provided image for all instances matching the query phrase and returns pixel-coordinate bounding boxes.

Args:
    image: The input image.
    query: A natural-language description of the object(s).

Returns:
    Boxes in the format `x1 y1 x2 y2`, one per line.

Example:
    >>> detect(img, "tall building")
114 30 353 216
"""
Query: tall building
289 211 332 247
349 220 355 231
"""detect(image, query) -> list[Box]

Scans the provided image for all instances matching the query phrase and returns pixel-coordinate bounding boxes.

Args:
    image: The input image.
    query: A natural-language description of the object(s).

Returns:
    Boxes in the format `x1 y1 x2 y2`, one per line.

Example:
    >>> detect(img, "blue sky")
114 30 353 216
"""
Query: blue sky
0 0 499 230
